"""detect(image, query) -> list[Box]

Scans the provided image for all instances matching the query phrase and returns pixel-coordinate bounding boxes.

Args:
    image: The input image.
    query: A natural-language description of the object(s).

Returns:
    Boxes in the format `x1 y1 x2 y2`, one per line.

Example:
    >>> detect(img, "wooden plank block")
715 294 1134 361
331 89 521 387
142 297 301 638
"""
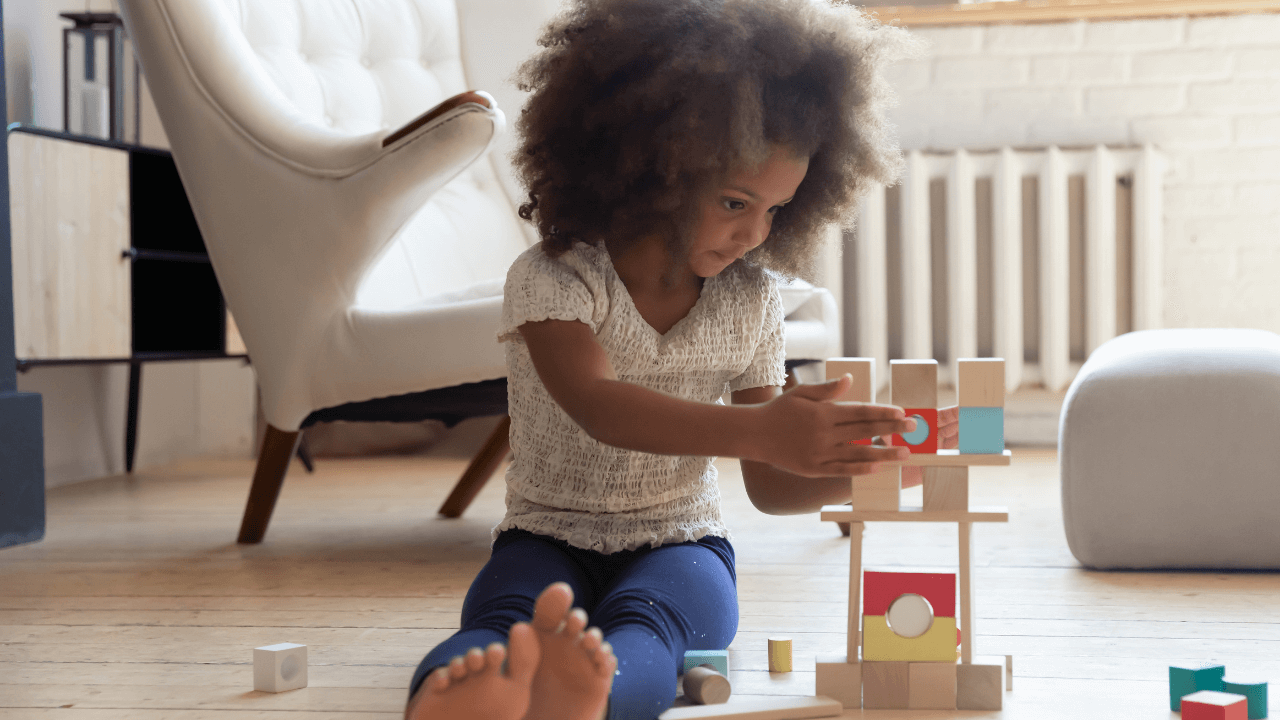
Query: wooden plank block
658 696 842 720
891 359 937 409
847 522 864 659
922 466 968 512
767 638 792 673
862 661 910 709
959 522 975 664
957 358 1005 407
862 614 958 662
851 467 899 511
909 661 957 710
9 132 131 360
956 662 1003 710
902 449 1012 467
826 358 875 403
820 505 1009 524
814 655 861 709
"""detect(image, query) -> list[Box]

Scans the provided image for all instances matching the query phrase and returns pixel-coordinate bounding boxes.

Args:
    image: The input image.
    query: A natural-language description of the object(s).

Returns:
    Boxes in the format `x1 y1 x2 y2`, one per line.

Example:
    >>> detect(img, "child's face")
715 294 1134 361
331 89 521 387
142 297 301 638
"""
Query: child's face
686 145 810 278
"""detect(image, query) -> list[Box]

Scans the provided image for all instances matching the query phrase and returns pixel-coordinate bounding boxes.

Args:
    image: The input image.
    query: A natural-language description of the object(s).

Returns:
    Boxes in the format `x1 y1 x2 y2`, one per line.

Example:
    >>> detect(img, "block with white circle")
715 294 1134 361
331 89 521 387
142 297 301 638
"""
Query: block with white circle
254 642 307 693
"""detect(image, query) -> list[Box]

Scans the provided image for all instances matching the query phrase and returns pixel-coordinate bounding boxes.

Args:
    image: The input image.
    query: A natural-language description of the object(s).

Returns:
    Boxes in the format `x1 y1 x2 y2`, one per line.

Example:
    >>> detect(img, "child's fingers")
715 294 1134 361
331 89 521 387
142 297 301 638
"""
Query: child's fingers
833 444 908 464
837 418 917 439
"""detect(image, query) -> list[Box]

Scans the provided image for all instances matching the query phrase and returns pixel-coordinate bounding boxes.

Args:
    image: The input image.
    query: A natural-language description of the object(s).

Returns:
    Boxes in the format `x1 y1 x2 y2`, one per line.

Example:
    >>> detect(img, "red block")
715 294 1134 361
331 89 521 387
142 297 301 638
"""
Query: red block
863 570 956 618
1182 691 1248 720
891 408 938 454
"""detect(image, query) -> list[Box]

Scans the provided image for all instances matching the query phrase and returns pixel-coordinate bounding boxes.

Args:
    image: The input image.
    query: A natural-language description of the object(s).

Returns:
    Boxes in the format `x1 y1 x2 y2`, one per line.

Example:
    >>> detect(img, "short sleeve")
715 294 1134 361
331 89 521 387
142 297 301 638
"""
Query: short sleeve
728 272 787 392
498 244 608 344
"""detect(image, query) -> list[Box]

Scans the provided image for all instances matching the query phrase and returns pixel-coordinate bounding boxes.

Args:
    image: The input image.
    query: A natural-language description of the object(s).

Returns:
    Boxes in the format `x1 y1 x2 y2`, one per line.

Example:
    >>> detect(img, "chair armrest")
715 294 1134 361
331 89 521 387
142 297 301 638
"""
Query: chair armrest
383 91 495 148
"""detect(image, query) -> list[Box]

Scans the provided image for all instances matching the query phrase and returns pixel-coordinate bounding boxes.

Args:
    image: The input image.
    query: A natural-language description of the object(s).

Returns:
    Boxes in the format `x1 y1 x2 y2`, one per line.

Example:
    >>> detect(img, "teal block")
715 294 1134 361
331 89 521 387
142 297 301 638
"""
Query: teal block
1170 664 1226 711
959 407 1004 454
1224 679 1268 719
683 649 728 676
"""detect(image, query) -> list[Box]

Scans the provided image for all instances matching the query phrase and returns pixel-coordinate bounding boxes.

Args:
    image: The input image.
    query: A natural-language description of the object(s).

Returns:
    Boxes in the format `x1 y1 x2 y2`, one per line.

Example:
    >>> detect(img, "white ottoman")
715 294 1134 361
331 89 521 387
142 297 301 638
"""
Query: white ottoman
1060 329 1280 569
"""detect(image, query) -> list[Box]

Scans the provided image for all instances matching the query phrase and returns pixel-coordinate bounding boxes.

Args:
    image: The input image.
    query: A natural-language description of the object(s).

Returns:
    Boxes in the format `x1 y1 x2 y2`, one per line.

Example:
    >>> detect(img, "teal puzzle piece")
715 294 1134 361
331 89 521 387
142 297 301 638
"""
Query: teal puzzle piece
959 407 1004 454
1170 664 1226 711
683 649 729 677
1223 679 1268 719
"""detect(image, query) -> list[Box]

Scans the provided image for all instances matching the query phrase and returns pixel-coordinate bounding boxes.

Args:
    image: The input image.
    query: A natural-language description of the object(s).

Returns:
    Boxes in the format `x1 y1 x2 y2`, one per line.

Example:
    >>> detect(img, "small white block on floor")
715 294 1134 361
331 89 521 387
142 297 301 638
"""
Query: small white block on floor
255 642 307 692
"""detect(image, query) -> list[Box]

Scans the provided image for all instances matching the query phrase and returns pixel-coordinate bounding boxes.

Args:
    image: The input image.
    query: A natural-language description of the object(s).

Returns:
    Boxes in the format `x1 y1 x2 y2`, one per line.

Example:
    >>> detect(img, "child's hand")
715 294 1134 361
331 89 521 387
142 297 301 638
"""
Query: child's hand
757 375 914 478
900 405 959 488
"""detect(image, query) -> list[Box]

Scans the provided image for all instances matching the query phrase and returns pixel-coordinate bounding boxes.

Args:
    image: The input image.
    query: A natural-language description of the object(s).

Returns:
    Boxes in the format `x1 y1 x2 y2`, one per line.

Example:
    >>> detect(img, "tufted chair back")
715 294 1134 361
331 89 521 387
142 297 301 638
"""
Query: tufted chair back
208 0 533 310
119 0 544 430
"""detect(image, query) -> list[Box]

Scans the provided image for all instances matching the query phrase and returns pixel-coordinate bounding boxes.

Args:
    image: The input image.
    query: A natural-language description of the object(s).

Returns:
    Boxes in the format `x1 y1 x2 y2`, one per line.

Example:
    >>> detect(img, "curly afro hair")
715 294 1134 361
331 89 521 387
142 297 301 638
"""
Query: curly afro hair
512 0 925 282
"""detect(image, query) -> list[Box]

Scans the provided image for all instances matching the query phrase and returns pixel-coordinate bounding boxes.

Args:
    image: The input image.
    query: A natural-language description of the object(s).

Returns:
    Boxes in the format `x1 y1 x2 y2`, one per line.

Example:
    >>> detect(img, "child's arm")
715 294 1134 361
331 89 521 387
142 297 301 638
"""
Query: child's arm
518 319 912 478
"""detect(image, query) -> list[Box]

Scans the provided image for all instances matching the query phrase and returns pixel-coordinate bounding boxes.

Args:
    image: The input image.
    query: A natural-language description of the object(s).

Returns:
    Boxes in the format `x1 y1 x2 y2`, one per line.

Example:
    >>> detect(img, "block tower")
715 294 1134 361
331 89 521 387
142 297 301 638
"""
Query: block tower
816 357 1012 711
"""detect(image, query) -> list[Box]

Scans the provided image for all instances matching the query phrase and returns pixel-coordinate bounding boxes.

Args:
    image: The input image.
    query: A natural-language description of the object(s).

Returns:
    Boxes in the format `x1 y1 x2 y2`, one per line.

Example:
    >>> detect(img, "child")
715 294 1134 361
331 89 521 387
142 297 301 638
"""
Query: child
406 1 929 718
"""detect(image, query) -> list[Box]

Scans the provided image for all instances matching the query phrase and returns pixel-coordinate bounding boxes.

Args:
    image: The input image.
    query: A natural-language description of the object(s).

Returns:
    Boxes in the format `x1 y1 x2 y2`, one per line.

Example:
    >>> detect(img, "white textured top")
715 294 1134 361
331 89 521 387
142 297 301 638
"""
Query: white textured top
495 242 787 553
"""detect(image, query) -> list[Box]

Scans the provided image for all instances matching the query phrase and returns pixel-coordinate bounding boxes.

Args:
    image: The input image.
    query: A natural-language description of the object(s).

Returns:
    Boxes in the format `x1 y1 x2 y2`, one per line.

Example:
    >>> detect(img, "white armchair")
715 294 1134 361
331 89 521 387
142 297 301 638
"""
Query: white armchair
119 0 842 543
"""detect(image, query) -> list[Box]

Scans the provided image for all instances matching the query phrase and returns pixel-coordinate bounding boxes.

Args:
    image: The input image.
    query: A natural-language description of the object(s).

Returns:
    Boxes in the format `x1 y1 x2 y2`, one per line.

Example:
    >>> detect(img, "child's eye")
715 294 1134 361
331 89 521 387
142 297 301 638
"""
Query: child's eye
722 198 747 211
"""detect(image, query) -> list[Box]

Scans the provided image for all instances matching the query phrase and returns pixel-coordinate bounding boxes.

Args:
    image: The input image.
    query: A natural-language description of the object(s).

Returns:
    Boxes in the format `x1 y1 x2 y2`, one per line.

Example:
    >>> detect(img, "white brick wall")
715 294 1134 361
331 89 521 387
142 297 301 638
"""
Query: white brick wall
887 13 1280 333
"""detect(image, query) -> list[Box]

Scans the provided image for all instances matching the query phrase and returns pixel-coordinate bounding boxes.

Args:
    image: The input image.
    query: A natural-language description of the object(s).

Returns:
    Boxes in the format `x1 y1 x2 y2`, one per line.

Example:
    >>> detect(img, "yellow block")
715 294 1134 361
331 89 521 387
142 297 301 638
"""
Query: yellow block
863 614 958 662
767 638 793 672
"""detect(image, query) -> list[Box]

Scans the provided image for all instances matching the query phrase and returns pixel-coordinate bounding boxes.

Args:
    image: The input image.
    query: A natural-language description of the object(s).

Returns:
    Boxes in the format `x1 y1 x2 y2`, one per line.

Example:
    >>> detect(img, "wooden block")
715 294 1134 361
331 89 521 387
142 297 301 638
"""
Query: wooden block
922 466 968 511
864 570 956 617
846 523 864 660
684 650 729 676
826 357 875 403
958 407 1004 454
956 662 1002 710
851 467 899 511
684 665 732 705
767 638 793 673
253 642 307 692
814 655 861 709
909 661 957 710
862 661 910 709
1182 690 1249 720
658 695 842 720
902 449 1012 467
1007 655 1013 691
1222 679 1268 720
862 614 958 662
891 359 937 409
1171 664 1227 710
957 358 1005 407
958 522 974 664
891 407 938 454
820 505 1009 524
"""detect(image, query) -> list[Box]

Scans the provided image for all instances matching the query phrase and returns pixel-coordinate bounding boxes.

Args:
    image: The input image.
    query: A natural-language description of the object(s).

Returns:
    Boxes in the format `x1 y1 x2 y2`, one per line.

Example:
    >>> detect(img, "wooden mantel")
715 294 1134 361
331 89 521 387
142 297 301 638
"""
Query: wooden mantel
866 0 1280 26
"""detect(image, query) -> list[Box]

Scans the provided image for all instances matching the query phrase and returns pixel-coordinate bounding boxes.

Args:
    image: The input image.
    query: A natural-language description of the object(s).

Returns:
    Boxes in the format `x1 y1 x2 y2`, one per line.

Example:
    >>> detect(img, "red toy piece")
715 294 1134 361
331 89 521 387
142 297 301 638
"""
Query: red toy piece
891 408 938 454
1182 691 1249 720
863 570 956 618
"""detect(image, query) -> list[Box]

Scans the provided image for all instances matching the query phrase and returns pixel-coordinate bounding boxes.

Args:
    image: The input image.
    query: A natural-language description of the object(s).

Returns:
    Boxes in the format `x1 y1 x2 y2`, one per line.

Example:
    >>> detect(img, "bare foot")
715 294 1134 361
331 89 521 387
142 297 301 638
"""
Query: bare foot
524 582 617 720
405 622 540 720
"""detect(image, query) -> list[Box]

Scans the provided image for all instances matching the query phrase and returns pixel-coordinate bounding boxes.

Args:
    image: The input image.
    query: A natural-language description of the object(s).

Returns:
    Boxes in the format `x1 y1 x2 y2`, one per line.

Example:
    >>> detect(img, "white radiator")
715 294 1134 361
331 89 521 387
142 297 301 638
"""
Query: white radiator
847 144 1167 393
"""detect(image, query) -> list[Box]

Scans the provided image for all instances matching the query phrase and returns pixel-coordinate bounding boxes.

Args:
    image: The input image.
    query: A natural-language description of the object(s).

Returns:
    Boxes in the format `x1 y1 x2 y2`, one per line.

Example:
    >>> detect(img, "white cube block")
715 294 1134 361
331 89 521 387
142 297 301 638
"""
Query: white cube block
254 643 307 692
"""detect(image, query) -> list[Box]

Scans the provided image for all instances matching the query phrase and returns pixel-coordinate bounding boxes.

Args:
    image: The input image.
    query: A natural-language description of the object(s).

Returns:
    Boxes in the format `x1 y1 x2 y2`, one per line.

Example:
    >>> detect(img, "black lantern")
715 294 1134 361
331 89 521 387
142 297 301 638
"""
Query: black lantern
61 12 140 143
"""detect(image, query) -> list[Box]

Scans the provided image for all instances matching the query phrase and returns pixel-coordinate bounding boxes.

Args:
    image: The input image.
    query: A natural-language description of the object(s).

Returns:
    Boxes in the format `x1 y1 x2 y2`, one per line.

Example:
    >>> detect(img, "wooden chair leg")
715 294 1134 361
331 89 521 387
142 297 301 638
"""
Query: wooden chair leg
438 415 511 518
237 425 300 544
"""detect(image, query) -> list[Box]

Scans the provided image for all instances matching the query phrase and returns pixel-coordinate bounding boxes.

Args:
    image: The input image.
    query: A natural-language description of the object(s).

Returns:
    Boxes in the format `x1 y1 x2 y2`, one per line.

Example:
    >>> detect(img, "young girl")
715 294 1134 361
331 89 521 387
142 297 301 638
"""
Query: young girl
406 1 928 718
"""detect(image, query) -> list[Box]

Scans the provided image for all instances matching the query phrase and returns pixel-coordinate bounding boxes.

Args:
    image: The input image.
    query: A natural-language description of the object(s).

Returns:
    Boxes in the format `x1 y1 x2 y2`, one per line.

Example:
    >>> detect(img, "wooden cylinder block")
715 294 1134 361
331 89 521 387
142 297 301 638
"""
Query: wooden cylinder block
683 665 731 705
768 638 793 673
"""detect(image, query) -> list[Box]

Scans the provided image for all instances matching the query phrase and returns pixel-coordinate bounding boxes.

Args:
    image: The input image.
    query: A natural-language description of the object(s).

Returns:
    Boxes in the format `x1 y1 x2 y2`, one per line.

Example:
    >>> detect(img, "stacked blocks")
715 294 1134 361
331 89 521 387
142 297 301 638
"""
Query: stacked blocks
862 571 956 662
1183 691 1249 720
1223 679 1269 720
1172 664 1227 711
890 360 938 454
683 649 729 677
957 359 1005 454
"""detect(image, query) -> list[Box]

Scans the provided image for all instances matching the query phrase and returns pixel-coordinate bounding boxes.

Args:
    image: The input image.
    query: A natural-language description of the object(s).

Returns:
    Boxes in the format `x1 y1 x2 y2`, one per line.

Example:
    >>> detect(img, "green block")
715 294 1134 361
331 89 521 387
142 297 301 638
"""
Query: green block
683 649 728 676
1223 679 1268 719
1170 664 1226 711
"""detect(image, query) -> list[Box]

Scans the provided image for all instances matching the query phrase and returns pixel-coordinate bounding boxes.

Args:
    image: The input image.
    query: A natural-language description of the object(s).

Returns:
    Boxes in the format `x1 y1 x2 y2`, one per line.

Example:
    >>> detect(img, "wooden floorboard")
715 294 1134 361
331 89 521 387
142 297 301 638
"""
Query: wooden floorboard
1 449 1276 717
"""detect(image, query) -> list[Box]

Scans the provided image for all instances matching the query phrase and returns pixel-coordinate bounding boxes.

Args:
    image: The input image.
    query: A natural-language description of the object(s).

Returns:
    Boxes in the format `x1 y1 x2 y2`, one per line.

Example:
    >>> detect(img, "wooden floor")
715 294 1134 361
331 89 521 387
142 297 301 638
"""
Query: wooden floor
2 449 1277 718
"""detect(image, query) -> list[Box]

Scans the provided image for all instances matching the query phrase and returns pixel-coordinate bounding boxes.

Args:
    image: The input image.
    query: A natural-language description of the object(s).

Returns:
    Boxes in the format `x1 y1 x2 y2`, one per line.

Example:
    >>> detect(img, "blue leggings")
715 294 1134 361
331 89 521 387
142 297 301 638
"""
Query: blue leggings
409 528 738 720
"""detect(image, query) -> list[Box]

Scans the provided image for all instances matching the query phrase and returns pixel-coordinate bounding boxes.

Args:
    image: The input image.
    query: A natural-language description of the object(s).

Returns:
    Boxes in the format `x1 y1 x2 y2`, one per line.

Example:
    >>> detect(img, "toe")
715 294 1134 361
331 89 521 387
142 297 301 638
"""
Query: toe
531 582 574 633
580 627 602 651
506 621 541 684
464 647 486 673
483 641 507 675
447 655 468 681
562 607 588 636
